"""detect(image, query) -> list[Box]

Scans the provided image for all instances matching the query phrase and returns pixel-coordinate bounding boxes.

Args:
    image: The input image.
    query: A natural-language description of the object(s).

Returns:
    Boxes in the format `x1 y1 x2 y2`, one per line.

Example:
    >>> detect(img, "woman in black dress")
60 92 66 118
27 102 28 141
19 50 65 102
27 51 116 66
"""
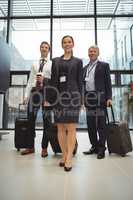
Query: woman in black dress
51 35 83 171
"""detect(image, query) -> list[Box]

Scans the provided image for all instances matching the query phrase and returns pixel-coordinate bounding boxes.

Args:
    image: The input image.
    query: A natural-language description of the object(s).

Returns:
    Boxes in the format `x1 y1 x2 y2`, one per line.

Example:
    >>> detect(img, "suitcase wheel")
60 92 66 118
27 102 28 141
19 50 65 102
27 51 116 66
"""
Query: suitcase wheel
17 148 20 151
120 153 126 157
108 150 112 154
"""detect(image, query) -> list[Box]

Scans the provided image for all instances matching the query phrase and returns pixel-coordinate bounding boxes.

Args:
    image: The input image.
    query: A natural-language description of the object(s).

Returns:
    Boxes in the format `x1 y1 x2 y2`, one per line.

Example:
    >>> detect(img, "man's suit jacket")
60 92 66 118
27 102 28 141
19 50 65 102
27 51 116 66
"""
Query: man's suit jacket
48 56 83 106
83 61 112 106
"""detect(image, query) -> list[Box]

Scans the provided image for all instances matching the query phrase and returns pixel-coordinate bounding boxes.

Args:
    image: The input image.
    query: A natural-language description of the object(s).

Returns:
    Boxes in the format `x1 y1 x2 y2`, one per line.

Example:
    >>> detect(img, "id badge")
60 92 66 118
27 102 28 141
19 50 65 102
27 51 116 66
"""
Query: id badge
60 76 66 83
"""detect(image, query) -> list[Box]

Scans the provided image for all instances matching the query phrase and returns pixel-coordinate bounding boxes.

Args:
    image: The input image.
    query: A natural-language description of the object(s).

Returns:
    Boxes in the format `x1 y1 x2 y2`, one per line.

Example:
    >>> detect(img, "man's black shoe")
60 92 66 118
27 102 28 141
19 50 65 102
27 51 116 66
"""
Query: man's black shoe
83 147 98 155
97 151 105 159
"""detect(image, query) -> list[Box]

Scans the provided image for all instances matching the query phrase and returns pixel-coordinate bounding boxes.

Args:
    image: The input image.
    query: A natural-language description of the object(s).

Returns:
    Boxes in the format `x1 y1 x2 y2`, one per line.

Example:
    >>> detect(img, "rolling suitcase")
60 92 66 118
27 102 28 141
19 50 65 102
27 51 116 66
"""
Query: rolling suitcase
14 104 33 151
44 106 78 155
106 106 132 156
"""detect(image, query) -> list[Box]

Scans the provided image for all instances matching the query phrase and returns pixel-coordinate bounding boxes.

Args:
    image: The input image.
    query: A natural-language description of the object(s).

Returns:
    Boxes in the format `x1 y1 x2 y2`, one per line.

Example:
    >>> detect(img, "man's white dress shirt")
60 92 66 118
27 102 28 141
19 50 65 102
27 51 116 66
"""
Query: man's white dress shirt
24 58 52 100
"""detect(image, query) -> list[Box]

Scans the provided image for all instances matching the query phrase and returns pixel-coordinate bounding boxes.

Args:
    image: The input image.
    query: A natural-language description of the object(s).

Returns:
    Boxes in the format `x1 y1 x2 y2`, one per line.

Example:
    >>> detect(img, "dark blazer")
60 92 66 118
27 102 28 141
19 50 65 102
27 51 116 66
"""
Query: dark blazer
48 56 83 107
83 61 112 106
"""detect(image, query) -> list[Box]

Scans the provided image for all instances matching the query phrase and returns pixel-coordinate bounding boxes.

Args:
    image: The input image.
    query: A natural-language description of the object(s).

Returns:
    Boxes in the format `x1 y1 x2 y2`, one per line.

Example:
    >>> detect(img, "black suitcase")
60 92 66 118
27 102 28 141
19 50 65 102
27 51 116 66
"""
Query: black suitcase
106 106 132 156
14 104 33 151
44 107 78 155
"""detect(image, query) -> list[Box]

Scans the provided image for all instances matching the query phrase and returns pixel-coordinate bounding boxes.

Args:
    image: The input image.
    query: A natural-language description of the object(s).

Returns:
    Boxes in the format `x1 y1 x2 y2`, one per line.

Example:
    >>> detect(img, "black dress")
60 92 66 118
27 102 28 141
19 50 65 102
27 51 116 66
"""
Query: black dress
51 56 82 123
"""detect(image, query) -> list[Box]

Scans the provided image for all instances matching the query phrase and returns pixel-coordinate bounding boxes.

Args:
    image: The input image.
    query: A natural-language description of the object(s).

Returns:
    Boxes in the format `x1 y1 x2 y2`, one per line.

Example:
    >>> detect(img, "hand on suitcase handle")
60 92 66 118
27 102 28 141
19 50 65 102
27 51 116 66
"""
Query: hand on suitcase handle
107 99 112 107
106 105 115 124
44 101 50 107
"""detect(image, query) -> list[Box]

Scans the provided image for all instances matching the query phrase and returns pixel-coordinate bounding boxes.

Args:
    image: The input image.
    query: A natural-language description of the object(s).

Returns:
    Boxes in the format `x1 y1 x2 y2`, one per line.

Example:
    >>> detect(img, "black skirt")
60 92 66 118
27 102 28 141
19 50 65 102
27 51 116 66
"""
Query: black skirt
53 107 80 123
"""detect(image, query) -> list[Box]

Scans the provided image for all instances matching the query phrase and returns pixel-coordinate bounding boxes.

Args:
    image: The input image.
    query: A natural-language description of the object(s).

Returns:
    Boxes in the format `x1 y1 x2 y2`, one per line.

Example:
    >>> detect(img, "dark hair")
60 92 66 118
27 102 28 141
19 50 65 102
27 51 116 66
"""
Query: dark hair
40 41 50 51
61 35 74 46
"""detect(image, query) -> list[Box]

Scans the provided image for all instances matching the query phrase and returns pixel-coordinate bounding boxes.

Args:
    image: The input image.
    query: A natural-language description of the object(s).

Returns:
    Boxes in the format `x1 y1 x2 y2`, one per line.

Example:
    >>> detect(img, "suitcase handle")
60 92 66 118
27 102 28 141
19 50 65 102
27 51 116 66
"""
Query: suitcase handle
106 105 115 124
18 103 28 118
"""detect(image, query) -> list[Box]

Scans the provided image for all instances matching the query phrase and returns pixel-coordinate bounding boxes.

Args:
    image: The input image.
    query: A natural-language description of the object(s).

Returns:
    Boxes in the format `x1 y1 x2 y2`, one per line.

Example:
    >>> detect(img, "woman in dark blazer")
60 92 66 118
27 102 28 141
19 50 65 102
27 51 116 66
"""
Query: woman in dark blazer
50 35 83 171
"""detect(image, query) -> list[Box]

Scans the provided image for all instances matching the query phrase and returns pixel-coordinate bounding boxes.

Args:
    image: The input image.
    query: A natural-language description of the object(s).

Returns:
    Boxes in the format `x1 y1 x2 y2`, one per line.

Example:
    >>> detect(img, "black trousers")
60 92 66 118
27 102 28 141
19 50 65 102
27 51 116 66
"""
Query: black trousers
85 91 107 151
27 87 49 149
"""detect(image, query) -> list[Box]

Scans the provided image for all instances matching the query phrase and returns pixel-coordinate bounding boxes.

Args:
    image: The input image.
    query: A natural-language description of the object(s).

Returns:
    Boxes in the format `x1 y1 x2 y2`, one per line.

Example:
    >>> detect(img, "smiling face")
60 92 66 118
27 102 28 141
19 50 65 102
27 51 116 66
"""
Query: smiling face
40 42 50 58
62 36 74 54
88 47 99 62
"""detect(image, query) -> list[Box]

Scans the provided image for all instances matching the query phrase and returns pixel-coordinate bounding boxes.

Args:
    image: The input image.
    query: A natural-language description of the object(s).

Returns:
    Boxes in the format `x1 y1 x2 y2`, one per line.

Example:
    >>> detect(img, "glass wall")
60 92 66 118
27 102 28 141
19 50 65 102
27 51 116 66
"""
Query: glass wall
10 19 50 70
0 20 7 41
0 0 8 17
53 0 94 15
97 17 133 69
12 0 51 16
53 18 95 60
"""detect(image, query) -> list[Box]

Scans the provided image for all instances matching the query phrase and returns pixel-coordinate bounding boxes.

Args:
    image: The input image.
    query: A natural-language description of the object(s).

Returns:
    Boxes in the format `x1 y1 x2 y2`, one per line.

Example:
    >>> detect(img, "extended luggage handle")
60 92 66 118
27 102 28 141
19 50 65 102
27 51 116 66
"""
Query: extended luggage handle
106 105 115 124
18 103 28 118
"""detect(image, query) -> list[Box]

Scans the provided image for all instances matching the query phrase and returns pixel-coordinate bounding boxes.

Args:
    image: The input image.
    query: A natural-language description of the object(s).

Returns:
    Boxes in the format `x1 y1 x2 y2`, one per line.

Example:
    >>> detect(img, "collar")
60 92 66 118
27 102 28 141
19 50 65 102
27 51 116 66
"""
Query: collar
40 57 48 62
89 59 98 66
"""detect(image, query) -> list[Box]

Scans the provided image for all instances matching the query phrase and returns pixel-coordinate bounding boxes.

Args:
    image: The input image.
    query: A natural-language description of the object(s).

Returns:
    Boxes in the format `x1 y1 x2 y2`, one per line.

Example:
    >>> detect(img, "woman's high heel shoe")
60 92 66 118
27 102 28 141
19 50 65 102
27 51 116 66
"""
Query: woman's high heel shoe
64 160 72 172
59 157 66 167
64 166 72 172
59 161 65 167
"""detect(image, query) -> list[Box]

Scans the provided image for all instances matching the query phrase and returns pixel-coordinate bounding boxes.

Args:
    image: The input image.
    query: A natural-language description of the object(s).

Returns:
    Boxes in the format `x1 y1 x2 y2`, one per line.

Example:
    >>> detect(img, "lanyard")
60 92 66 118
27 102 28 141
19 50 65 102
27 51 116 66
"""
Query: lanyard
86 62 96 77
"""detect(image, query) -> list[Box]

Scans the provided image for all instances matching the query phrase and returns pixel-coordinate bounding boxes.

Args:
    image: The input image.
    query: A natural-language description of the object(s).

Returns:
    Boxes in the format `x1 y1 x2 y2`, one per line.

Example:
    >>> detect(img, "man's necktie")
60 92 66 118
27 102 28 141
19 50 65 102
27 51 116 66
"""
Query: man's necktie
39 59 45 72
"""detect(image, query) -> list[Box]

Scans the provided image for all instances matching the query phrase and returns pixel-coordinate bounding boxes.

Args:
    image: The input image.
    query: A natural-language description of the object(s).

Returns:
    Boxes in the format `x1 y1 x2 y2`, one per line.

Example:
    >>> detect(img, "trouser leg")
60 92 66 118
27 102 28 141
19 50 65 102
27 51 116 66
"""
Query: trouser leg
28 89 42 148
97 108 106 150
86 107 98 149
41 109 49 149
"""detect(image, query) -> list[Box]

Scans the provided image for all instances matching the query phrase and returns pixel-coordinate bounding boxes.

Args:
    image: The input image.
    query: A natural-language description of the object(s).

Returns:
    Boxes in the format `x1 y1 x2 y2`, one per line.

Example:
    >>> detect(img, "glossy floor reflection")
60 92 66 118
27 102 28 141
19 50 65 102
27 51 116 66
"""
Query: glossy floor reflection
0 131 133 200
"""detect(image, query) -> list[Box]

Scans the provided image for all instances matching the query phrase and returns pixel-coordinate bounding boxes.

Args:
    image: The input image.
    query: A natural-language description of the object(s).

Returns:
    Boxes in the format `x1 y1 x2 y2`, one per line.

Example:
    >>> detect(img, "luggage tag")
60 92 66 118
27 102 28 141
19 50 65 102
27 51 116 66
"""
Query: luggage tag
60 76 66 83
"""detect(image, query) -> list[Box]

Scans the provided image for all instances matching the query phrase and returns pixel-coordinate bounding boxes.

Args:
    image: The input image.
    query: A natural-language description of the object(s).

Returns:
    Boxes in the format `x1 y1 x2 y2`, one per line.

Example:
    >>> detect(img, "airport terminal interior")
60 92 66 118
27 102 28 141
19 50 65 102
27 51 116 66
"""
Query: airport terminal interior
0 0 133 200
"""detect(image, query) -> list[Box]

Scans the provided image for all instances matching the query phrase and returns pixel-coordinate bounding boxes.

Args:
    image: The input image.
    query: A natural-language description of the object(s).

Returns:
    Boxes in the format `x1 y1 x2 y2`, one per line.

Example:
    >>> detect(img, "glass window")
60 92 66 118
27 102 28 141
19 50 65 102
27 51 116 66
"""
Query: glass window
116 0 133 15
0 0 8 17
111 74 116 85
97 18 114 68
12 0 50 16
124 35 127 62
114 18 133 69
10 19 50 70
121 74 133 85
97 0 118 14
8 85 43 129
0 20 7 41
53 0 94 15
130 24 133 56
112 87 129 122
121 41 124 66
53 18 95 61
8 86 26 129
12 75 28 85
101 17 133 69
97 0 133 15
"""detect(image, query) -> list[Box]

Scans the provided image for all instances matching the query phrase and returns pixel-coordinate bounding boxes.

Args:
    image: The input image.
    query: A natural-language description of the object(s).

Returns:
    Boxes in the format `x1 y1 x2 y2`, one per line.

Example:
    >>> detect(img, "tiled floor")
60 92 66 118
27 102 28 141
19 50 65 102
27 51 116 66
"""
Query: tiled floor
0 131 133 200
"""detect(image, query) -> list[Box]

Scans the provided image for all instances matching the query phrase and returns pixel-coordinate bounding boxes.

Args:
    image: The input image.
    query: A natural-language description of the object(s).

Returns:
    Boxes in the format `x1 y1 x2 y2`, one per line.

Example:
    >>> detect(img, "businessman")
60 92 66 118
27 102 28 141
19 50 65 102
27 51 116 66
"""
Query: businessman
21 41 52 157
83 45 112 159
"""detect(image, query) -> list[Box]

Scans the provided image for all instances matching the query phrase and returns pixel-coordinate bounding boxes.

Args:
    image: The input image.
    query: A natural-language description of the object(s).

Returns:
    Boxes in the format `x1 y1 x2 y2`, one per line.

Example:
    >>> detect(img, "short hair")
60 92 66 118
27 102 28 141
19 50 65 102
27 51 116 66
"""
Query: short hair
40 41 50 51
88 45 99 51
